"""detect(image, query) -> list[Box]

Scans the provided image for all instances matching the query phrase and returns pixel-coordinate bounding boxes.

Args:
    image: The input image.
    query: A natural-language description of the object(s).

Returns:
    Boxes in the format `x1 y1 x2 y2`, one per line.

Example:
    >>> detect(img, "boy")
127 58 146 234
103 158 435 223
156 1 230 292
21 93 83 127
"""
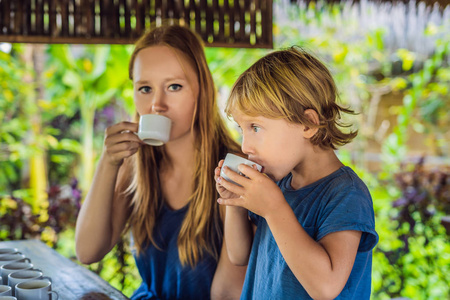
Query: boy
215 47 378 299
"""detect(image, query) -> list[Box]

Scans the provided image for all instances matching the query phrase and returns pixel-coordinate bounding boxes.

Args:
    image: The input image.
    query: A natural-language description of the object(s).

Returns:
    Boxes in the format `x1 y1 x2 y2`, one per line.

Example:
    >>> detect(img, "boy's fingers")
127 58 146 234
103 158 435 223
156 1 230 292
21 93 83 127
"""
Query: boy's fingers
217 174 245 194
218 159 224 167
222 166 250 186
217 197 243 207
237 164 262 179
214 166 221 176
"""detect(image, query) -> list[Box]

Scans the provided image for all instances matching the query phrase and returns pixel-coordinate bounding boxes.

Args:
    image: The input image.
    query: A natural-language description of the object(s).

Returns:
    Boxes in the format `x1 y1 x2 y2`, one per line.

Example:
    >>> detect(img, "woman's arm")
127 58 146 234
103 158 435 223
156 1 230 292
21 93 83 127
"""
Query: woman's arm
210 238 247 300
75 122 141 264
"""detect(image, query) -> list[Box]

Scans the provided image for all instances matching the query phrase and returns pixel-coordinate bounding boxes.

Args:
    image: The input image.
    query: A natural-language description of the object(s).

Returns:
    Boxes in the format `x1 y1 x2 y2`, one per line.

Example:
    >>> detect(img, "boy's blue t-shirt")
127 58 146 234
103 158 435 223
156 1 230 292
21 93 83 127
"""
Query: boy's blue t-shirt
131 203 219 300
241 166 378 300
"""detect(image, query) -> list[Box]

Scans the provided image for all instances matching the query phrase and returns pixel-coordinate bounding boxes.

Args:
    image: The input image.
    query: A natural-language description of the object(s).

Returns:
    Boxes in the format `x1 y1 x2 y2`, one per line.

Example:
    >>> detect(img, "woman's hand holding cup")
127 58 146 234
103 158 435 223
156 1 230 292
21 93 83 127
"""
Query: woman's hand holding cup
103 121 144 167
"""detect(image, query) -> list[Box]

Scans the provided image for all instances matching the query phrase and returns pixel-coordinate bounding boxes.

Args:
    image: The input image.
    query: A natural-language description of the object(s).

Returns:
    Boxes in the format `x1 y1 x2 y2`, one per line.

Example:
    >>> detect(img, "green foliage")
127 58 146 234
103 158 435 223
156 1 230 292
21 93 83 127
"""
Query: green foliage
0 46 33 194
45 44 132 194
371 160 450 299
383 29 450 171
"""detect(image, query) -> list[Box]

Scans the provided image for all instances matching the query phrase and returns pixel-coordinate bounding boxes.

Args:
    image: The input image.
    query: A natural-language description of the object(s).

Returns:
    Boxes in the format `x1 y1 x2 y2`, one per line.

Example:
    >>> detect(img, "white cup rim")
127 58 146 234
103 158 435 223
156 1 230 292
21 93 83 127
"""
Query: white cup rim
16 279 50 289
0 285 11 291
8 270 42 279
1 262 32 270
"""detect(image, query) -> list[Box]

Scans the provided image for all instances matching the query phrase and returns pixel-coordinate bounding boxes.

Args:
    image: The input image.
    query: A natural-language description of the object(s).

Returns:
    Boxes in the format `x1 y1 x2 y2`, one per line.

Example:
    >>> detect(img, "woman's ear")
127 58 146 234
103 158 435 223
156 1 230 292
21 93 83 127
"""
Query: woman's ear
302 109 320 139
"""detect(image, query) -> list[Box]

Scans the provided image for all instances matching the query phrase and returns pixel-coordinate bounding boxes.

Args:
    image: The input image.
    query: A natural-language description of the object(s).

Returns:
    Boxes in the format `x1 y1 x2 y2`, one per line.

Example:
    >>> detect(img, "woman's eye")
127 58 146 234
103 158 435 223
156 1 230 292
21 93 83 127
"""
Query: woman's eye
237 125 243 133
168 84 182 91
138 86 151 94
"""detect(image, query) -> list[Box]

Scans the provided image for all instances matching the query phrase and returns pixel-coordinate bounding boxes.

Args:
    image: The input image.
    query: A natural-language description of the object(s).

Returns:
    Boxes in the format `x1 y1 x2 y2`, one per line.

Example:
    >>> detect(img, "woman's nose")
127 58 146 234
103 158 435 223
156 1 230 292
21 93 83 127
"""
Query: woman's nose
151 91 168 114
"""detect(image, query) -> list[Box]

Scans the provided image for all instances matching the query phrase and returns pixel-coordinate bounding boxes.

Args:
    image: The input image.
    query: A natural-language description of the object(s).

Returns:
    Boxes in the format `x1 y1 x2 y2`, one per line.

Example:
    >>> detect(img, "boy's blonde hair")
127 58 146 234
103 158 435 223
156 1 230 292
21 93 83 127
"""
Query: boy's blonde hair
226 46 357 150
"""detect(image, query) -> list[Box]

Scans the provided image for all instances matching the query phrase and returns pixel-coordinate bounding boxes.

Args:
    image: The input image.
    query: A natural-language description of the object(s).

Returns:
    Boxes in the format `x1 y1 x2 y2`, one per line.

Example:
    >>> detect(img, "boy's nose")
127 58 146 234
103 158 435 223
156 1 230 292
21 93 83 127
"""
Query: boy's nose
241 137 254 155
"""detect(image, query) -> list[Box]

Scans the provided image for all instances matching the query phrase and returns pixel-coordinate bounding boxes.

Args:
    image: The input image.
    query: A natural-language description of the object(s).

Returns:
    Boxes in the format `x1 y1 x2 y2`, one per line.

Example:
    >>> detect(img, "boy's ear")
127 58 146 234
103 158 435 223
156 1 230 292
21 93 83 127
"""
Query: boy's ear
302 109 320 139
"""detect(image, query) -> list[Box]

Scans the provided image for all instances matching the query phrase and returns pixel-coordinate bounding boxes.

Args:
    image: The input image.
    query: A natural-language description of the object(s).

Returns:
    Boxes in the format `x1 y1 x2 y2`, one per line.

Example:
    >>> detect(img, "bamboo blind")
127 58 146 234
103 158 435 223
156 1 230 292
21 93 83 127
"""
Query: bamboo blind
0 0 273 48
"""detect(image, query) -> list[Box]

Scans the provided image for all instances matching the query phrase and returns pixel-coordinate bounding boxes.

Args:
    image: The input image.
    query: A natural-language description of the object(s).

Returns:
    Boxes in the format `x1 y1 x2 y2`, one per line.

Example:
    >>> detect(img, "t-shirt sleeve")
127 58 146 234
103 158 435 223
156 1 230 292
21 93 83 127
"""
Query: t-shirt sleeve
248 210 260 226
316 184 379 252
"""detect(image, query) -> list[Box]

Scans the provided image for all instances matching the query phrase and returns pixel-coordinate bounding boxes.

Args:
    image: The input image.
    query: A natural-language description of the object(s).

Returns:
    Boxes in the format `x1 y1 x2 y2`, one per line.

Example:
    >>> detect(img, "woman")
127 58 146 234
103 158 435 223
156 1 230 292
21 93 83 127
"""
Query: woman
75 25 246 299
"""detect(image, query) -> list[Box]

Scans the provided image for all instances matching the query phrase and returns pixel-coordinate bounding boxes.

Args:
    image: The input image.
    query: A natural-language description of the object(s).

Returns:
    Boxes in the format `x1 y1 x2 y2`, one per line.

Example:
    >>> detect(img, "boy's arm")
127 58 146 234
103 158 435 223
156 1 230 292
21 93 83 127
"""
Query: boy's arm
210 207 248 300
215 161 254 266
266 202 361 300
223 206 254 265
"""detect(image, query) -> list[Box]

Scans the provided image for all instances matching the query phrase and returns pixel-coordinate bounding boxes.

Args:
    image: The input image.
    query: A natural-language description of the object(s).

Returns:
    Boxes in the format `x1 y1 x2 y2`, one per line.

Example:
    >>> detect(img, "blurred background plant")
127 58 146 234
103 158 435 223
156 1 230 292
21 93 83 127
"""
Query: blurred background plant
1 0 449 299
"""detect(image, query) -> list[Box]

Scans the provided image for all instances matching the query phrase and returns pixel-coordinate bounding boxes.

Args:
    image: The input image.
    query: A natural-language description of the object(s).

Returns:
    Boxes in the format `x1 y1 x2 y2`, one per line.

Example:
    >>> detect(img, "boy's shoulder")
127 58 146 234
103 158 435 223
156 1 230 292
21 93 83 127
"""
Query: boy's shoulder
279 166 367 192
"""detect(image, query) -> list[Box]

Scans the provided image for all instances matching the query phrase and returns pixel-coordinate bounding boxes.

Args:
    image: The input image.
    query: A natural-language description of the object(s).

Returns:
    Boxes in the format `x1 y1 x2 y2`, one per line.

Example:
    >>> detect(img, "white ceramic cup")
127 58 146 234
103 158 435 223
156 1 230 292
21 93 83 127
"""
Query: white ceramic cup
137 114 172 146
220 153 262 186
0 256 30 270
15 279 58 300
0 296 17 300
1 263 34 285
0 250 19 256
0 285 11 296
8 270 50 297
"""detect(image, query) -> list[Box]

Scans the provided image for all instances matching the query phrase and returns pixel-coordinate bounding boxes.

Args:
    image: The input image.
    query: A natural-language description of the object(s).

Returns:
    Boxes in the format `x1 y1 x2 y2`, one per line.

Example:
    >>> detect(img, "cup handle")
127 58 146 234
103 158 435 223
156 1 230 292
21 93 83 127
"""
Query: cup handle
41 276 52 283
48 290 59 299
23 258 31 263
31 268 42 272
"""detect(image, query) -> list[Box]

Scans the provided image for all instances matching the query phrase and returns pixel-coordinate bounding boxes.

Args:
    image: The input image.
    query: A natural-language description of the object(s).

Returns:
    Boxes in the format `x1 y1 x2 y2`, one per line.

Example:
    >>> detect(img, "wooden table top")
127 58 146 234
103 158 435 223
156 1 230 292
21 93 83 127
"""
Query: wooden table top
0 239 129 300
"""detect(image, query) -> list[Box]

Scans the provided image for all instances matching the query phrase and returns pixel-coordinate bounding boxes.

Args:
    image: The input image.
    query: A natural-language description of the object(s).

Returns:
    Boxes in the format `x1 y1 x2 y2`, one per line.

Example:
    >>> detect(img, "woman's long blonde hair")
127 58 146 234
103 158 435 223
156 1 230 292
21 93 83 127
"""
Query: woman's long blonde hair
119 25 240 267
226 46 357 150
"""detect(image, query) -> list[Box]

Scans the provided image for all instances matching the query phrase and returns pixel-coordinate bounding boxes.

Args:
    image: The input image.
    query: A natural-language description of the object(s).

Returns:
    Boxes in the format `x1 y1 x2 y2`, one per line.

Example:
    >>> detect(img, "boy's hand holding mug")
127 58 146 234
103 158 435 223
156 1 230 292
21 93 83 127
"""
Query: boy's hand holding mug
216 153 286 218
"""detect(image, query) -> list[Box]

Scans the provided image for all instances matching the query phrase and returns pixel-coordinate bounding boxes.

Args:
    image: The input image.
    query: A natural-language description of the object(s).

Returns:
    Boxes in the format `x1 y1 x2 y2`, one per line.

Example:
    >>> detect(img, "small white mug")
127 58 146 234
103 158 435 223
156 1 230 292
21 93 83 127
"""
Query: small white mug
137 114 172 146
220 153 262 186
8 270 49 297
0 255 30 270
0 262 34 285
0 285 11 296
0 250 19 256
15 279 58 300
0 296 16 300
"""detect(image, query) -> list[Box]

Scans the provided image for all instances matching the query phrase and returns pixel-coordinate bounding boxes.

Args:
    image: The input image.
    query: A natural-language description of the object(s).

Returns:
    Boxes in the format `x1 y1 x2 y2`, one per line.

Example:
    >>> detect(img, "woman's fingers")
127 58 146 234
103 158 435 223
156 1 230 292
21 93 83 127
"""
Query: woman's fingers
105 121 139 136
105 131 143 147
103 122 142 165
106 141 141 154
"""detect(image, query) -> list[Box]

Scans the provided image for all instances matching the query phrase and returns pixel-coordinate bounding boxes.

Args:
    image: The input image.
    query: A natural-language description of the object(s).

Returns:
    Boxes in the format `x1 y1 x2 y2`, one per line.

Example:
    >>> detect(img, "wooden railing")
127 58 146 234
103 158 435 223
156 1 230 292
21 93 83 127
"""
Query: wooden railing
0 0 273 48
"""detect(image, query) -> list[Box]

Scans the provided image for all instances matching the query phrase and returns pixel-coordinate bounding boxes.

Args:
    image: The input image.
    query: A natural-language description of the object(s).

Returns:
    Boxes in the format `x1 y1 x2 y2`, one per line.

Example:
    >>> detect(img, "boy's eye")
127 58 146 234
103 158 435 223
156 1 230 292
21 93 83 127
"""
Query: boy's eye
252 125 260 132
168 84 182 91
138 86 151 94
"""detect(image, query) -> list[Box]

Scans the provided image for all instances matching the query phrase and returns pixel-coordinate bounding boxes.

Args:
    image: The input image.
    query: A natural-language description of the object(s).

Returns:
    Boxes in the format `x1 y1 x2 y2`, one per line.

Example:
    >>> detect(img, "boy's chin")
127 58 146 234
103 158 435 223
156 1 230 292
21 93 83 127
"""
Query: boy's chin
265 172 279 182
266 170 291 182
